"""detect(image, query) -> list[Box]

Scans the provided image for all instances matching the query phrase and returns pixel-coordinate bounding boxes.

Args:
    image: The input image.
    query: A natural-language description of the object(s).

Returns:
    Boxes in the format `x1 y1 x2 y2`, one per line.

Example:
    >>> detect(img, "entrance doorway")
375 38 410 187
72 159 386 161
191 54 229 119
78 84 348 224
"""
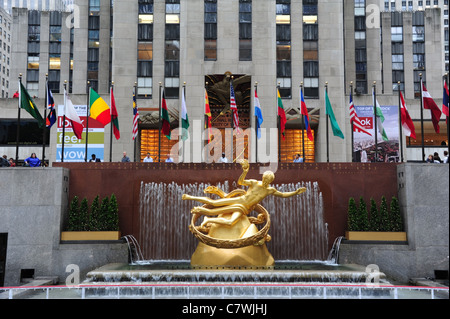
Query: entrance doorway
205 73 251 162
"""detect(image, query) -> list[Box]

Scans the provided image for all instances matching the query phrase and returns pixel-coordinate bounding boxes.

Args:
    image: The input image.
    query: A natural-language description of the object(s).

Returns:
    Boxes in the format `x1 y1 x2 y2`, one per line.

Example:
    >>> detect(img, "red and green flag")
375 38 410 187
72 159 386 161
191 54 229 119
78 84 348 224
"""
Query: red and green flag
277 89 287 139
161 88 171 139
110 87 120 140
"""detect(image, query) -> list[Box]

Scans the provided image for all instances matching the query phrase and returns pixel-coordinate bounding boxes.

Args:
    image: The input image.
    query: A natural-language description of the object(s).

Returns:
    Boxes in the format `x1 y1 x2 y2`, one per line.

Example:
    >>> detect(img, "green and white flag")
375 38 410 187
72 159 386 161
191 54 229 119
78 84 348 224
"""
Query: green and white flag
373 90 389 142
181 86 189 141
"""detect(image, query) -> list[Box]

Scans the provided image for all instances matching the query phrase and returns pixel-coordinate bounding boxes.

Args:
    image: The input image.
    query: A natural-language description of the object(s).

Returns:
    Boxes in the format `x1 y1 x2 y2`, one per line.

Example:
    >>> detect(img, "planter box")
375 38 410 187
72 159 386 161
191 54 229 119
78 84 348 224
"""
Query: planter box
345 231 407 241
61 231 121 241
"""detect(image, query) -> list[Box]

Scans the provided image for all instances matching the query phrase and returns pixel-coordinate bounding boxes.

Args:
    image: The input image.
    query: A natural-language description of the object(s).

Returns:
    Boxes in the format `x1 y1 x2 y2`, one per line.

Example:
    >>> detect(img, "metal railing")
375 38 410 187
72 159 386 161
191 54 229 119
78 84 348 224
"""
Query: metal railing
1 283 448 299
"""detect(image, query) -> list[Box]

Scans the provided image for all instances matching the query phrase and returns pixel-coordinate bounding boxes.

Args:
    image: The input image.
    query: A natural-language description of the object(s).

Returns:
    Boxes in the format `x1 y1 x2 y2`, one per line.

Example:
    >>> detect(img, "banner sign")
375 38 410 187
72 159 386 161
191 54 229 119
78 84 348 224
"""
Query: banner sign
56 105 105 162
353 105 400 163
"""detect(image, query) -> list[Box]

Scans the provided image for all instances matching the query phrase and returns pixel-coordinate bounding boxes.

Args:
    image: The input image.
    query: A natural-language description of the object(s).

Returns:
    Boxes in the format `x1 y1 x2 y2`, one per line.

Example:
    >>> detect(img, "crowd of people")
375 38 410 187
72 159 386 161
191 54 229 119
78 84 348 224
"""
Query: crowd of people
426 151 448 164
1 149 448 167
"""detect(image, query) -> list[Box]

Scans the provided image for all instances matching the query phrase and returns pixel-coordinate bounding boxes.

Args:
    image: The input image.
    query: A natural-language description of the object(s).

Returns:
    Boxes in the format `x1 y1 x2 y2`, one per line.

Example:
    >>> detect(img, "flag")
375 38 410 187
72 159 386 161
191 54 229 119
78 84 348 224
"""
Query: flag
300 88 313 141
373 90 389 142
161 88 171 139
110 87 120 140
443 81 449 122
254 89 263 139
89 88 111 126
422 82 442 133
132 92 139 140
19 82 45 128
325 89 344 139
230 82 240 133
205 89 212 142
400 91 416 139
277 89 287 139
349 92 371 136
64 89 84 139
13 91 19 98
46 84 56 128
181 86 189 141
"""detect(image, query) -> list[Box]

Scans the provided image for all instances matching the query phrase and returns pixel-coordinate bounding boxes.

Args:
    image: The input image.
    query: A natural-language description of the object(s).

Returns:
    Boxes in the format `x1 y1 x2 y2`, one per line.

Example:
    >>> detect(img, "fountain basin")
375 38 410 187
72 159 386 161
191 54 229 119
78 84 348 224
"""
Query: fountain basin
83 261 387 284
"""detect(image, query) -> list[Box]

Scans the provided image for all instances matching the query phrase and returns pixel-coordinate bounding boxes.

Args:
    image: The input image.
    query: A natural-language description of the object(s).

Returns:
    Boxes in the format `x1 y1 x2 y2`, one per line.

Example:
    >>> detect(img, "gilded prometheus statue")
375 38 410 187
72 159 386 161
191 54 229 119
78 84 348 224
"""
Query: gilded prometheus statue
182 160 306 268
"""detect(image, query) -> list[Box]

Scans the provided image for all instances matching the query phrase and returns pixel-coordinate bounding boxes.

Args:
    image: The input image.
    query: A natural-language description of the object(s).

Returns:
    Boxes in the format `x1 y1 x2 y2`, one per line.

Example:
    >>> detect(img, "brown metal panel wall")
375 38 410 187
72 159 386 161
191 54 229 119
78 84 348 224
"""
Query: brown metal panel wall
53 162 399 260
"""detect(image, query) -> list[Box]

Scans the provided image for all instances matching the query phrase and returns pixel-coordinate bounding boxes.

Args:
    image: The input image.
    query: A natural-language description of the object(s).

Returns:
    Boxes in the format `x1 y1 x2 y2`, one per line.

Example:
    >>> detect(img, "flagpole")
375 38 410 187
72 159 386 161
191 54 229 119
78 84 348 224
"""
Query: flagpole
398 81 404 162
350 82 354 162
277 82 281 163
254 82 258 163
158 82 162 162
62 81 67 163
42 73 48 167
133 82 137 162
182 82 186 163
445 73 449 158
84 81 90 162
205 82 209 163
109 81 114 162
325 82 329 163
300 82 305 161
15 74 22 164
373 81 378 163
419 73 425 162
230 75 234 162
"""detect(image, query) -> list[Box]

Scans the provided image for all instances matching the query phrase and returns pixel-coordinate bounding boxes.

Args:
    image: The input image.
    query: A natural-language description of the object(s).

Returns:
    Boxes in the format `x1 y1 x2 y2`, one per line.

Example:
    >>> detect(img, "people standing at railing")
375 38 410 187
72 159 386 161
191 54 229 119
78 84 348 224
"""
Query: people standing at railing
1 155 9 167
143 153 153 162
24 153 41 167
121 151 131 163
8 158 16 167
293 153 304 163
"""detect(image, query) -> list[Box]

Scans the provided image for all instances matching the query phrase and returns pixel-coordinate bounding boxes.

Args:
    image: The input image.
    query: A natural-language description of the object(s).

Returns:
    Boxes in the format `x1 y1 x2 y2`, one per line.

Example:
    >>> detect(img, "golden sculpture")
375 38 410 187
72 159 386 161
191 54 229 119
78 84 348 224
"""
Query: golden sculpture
182 160 306 269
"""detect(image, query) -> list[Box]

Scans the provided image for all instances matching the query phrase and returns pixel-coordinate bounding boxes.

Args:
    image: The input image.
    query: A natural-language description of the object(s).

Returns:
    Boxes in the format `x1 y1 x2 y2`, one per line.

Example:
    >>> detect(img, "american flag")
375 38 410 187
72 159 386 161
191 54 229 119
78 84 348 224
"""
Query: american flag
132 92 139 140
230 82 240 133
349 93 372 136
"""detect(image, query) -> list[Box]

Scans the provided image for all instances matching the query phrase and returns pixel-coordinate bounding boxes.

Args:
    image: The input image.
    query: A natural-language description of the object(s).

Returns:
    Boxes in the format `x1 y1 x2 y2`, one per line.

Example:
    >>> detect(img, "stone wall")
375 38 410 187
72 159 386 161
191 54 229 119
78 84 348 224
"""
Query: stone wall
0 167 127 287
339 163 449 283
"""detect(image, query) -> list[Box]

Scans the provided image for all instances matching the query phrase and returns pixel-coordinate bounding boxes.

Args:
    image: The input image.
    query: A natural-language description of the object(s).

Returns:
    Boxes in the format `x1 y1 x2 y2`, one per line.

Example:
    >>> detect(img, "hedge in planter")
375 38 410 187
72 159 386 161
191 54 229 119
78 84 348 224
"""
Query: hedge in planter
346 196 406 241
66 194 119 232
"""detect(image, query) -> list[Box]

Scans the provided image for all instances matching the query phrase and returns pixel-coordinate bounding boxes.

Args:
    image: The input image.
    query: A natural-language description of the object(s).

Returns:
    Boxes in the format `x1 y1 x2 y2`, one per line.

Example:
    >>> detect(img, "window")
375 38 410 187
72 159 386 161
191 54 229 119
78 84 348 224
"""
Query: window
0 119 50 146
239 0 252 61
391 27 403 42
407 120 448 147
138 0 154 98
165 0 180 98
205 0 217 60
277 0 291 98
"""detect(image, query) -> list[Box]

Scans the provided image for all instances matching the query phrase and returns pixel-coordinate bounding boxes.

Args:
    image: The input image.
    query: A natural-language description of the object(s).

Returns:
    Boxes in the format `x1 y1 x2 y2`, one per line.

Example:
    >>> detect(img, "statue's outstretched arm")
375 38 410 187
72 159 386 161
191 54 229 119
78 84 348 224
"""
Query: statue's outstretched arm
272 187 306 198
238 160 251 186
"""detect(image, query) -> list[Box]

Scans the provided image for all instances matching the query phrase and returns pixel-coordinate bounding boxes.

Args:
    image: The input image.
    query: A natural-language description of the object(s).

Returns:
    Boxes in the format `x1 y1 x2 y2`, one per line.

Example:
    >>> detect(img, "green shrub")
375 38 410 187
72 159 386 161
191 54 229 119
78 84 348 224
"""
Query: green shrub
357 196 369 231
67 196 80 231
390 196 403 232
347 197 358 231
368 198 380 231
379 196 390 231
79 197 90 231
107 194 120 231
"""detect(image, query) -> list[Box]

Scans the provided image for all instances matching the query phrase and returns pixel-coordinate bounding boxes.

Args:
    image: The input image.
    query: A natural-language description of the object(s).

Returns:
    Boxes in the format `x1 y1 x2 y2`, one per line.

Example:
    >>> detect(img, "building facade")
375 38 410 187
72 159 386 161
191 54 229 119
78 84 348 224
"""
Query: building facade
0 6 12 98
2 0 448 164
